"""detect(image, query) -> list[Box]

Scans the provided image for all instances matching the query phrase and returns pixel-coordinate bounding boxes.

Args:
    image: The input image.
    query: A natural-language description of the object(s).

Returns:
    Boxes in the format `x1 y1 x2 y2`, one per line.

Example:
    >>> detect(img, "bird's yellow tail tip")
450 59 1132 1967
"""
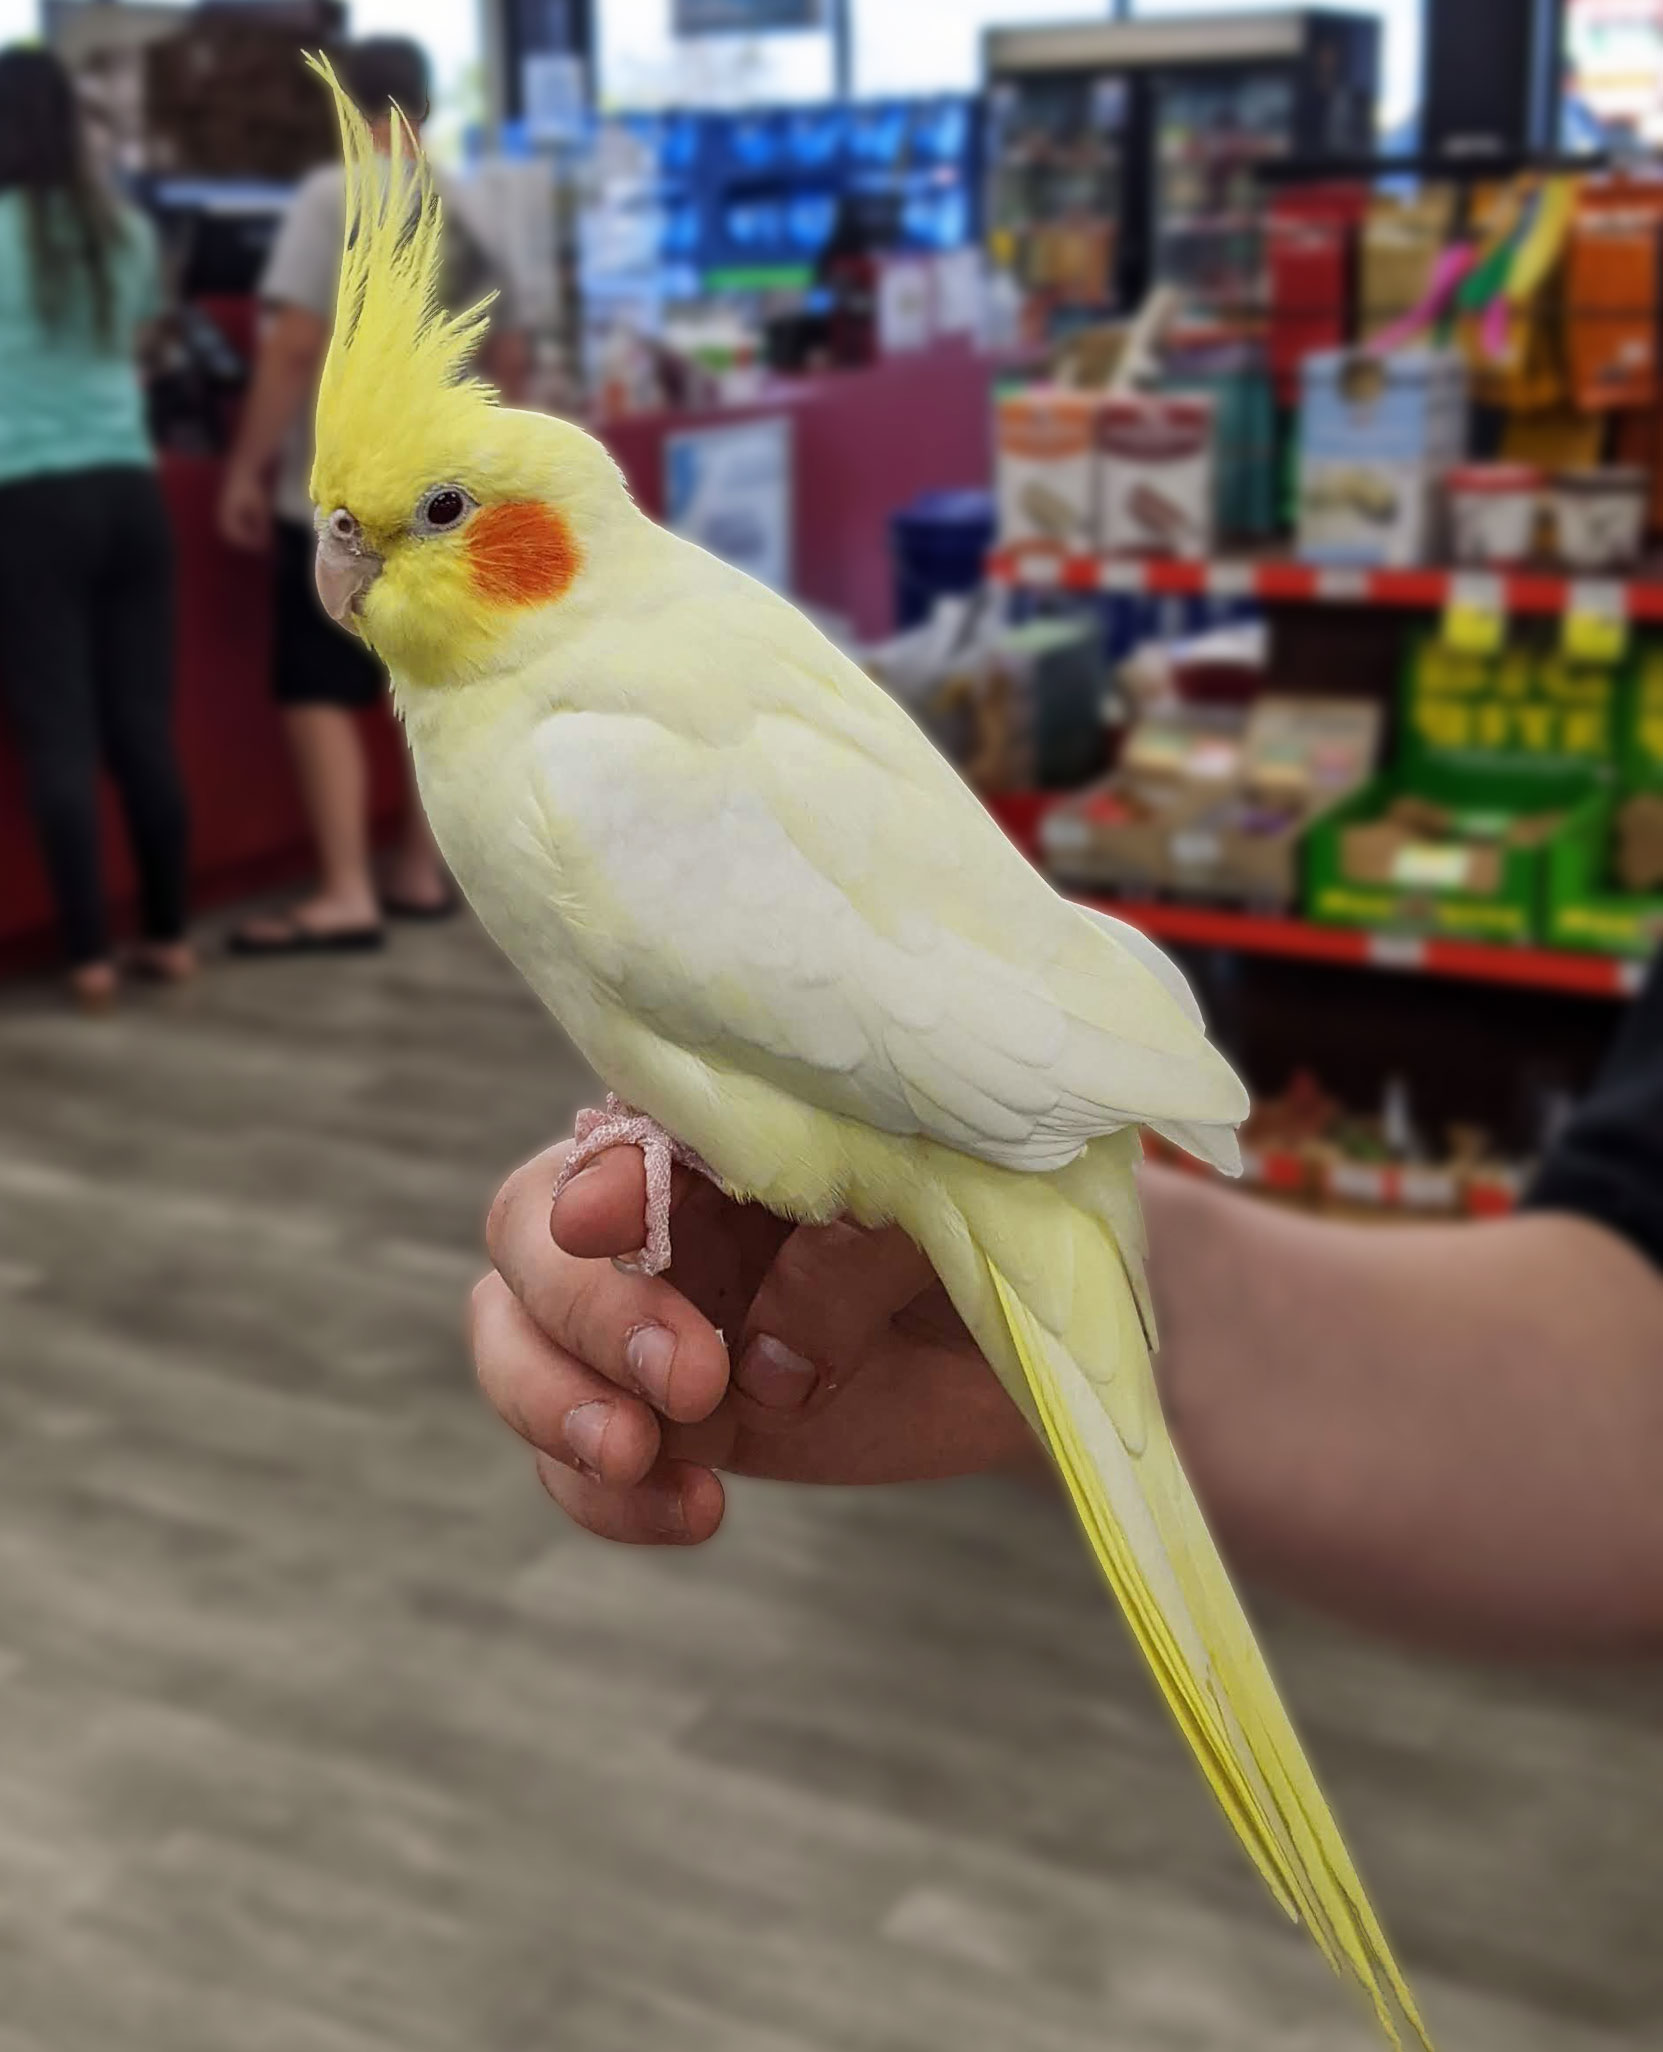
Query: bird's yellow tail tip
984 1249 1434 2052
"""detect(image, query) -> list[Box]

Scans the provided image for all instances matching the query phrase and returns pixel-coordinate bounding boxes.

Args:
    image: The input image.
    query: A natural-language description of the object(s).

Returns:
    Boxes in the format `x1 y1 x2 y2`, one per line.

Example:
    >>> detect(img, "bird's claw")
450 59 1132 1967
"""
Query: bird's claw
553 1094 714 1277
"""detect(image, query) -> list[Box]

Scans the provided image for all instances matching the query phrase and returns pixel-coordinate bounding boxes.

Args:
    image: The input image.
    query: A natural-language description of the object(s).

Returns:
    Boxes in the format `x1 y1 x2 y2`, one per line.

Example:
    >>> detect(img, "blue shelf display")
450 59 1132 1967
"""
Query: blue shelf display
585 96 981 298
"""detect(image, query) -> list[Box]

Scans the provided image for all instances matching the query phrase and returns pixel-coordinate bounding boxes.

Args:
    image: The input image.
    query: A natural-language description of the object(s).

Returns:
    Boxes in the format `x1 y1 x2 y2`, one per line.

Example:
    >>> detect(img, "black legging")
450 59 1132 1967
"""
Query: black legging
0 465 189 966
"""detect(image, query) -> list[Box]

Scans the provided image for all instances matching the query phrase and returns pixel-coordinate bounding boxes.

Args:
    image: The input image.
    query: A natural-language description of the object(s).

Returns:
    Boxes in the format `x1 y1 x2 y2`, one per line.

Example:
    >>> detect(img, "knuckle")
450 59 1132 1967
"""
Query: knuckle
558 1260 606 1354
485 1143 568 1267
467 1273 507 1381
770 1223 844 1300
483 1171 523 1265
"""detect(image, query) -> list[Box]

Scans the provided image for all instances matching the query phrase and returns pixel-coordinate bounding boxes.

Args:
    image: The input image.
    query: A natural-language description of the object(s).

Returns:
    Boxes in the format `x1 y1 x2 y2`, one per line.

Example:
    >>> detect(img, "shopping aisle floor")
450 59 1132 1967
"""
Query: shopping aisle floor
0 912 1659 2052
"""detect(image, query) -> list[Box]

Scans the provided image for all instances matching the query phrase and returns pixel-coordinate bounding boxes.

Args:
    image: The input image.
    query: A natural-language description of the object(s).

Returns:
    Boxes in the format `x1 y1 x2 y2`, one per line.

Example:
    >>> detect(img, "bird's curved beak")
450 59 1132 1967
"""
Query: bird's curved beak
315 527 382 630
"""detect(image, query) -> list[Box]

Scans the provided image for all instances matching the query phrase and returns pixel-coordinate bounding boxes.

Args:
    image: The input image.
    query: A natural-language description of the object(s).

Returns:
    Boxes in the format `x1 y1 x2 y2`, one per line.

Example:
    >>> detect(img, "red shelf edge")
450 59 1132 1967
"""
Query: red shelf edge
987 548 1663 621
1085 896 1634 999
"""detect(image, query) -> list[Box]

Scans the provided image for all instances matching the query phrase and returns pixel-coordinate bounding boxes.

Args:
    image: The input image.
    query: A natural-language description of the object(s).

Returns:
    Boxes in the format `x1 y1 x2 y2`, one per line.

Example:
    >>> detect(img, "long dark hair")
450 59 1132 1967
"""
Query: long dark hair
0 46 125 339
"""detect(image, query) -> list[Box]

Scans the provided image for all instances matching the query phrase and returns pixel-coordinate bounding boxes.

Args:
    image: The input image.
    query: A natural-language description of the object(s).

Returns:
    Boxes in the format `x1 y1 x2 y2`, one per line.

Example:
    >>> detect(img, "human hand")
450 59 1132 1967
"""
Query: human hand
470 1141 1034 1545
217 460 273 552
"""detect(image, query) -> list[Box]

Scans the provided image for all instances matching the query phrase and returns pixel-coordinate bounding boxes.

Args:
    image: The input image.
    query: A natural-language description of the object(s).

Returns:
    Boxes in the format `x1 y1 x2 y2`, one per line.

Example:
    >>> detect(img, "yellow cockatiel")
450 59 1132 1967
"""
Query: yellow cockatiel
304 59 1431 2050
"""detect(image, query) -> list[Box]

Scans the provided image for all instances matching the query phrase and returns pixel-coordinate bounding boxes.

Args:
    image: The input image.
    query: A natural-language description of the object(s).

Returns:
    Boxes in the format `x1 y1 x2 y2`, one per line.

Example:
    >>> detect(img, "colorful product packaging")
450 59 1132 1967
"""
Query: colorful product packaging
1296 348 1468 567
1307 636 1617 944
1567 188 1663 412
994 388 1100 551
1266 185 1365 406
1447 463 1543 566
1096 394 1215 557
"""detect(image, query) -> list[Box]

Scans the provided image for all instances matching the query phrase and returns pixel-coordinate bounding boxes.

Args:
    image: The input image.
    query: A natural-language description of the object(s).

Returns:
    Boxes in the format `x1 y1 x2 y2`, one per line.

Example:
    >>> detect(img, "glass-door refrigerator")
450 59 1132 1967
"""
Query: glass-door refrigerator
985 11 1379 327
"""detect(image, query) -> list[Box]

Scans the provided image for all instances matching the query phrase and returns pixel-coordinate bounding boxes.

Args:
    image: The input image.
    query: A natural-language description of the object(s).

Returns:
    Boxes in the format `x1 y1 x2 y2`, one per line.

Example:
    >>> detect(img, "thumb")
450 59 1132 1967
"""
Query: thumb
550 1143 694 1261
734 1220 935 1412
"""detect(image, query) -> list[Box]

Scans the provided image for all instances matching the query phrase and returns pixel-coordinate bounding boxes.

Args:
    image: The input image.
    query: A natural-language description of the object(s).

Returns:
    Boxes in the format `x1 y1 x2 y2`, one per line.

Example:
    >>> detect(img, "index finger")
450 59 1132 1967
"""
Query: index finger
486 1145 730 1424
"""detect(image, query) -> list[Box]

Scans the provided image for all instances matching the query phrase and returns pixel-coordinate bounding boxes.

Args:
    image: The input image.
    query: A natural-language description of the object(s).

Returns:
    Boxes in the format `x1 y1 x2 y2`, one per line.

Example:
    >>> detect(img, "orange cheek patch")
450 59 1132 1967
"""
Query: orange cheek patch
466 501 581 608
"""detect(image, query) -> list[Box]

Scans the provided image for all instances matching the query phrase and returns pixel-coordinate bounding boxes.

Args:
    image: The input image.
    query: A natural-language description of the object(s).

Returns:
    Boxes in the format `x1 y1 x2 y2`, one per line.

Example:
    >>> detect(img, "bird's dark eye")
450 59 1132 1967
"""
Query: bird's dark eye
417 485 471 533
328 507 359 544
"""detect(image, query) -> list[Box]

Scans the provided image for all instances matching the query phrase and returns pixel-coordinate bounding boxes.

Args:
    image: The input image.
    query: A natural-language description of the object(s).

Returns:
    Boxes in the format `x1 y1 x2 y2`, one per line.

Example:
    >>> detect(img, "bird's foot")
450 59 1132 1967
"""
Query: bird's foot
553 1094 715 1277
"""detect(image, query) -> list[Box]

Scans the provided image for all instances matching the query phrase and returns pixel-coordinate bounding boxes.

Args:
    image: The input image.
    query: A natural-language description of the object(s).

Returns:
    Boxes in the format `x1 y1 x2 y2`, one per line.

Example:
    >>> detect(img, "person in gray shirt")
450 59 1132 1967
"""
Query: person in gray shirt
218 38 527 954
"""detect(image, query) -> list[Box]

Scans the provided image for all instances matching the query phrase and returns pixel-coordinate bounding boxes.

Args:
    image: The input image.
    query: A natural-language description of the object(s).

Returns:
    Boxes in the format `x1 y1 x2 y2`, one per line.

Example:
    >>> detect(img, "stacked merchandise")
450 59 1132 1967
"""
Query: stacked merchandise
862 595 1107 797
996 381 1219 560
1296 348 1467 567
1547 645 1663 956
1144 1071 1526 1218
1042 692 1381 910
1278 172 1663 572
582 100 979 301
1306 632 1621 944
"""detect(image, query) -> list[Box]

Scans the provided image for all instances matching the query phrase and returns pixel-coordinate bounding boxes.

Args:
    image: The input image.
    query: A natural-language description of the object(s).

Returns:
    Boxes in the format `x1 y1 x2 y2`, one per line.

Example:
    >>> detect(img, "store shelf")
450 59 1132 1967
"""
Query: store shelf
1073 895 1646 998
982 792 1646 1000
987 547 1663 621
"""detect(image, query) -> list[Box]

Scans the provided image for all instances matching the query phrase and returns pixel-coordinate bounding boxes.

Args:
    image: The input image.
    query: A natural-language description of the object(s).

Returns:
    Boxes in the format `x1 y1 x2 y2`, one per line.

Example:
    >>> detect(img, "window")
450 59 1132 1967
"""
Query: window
599 0 834 107
1131 0 1424 133
850 0 1107 98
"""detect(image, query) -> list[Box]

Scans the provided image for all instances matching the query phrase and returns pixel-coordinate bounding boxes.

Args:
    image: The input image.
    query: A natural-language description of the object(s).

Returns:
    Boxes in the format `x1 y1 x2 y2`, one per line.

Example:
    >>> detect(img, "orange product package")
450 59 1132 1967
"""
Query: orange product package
1567 185 1663 411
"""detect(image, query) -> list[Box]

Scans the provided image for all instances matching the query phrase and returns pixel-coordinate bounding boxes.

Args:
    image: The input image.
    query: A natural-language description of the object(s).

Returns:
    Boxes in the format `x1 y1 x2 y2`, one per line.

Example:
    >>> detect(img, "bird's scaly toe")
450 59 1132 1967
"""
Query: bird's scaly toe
553 1093 713 1276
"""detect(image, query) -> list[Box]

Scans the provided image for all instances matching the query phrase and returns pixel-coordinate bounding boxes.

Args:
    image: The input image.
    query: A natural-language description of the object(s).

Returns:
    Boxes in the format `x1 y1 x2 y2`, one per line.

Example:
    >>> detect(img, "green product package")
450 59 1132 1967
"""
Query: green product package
1305 632 1616 945
1546 643 1663 958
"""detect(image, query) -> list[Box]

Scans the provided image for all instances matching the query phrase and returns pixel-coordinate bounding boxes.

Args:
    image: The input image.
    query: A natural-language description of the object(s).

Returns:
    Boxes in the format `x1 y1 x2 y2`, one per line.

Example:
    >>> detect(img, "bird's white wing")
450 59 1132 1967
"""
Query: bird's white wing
527 706 1245 1173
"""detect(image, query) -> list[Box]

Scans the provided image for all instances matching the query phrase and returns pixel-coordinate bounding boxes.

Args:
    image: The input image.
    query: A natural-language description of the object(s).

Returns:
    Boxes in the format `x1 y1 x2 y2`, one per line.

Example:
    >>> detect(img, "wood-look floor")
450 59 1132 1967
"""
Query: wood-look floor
1 912 1660 2052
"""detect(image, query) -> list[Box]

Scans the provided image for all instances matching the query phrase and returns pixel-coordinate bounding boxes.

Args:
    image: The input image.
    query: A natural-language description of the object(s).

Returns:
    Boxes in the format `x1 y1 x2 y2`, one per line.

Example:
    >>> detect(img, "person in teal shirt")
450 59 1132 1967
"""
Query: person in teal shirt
0 45 191 1007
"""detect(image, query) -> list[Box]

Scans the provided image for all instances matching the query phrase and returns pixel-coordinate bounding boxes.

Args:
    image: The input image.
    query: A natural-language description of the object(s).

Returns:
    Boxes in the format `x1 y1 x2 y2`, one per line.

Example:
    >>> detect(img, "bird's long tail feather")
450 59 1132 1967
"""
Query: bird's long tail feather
913 1169 1432 2051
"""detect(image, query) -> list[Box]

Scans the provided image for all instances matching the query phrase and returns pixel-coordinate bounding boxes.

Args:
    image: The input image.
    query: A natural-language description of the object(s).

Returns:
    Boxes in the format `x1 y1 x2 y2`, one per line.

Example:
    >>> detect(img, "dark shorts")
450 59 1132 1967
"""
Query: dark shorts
273 516 384 710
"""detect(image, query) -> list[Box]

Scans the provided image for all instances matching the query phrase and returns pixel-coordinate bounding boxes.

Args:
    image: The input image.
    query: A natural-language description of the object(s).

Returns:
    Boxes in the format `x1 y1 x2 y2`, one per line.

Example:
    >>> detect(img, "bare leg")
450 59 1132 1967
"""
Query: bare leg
236 706 381 944
553 1095 717 1276
381 752 452 910
284 705 379 922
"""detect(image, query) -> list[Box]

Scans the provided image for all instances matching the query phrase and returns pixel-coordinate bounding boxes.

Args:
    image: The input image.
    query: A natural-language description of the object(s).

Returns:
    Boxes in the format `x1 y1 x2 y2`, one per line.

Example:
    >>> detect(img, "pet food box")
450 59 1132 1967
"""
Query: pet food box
1307 635 1616 943
1546 642 1663 957
1296 348 1467 568
995 388 1100 552
1040 707 1245 896
1097 394 1216 558
1042 697 1379 909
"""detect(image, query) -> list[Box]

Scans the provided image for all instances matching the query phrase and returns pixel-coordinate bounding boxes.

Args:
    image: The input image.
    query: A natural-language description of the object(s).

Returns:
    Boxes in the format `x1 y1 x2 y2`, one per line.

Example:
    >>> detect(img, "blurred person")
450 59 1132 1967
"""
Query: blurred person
218 38 527 954
471 955 1663 1659
0 46 192 1010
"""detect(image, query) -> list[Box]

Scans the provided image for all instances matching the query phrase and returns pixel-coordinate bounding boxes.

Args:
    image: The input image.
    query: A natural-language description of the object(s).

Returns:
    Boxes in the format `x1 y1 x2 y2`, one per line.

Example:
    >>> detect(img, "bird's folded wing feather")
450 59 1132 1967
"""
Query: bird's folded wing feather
526 696 1246 1174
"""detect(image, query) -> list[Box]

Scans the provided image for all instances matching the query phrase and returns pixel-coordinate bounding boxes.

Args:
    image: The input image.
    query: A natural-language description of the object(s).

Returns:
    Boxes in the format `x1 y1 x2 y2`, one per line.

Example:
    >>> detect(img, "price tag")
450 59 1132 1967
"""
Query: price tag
1098 558 1146 593
1562 580 1629 665
1206 560 1256 599
1442 573 1506 656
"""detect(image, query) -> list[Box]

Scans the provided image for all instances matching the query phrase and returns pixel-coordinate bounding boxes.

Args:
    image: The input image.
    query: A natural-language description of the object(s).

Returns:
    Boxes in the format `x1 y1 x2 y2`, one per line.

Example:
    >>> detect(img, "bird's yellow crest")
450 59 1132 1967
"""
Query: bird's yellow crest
306 53 498 532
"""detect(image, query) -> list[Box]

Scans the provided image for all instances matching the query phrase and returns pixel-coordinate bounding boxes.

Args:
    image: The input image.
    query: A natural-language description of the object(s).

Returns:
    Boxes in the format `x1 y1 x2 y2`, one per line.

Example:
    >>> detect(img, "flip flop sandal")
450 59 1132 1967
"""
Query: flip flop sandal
227 920 386 957
382 890 460 922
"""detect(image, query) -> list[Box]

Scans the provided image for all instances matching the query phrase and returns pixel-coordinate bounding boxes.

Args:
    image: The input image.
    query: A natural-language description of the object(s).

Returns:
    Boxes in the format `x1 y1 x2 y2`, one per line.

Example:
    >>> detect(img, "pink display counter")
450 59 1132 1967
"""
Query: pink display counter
602 342 1002 640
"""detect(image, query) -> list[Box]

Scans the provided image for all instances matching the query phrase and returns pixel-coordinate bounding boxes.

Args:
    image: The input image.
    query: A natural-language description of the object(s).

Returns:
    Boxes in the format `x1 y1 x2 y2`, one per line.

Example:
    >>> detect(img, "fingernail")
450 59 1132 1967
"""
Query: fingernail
736 1334 818 1410
656 1488 689 1540
624 1323 677 1407
564 1401 611 1476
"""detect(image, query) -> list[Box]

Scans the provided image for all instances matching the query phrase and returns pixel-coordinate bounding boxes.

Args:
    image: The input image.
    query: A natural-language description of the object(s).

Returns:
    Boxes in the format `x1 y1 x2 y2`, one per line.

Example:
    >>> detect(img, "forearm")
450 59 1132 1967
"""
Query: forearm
483 328 532 404
228 315 323 479
1143 1166 1663 1655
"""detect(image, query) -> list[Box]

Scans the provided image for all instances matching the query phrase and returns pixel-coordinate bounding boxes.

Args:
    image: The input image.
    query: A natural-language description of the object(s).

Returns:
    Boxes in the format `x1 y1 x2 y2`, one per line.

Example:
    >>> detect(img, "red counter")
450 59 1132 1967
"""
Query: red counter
0 346 1003 965
0 454 407 968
